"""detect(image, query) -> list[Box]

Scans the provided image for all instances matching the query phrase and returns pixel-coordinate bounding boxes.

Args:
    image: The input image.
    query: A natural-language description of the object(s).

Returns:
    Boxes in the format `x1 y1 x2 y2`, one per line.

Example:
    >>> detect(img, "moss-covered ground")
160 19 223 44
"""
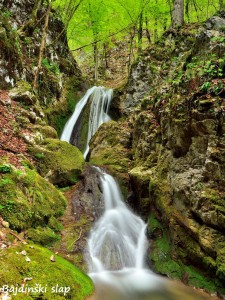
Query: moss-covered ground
0 243 94 299
0 163 66 233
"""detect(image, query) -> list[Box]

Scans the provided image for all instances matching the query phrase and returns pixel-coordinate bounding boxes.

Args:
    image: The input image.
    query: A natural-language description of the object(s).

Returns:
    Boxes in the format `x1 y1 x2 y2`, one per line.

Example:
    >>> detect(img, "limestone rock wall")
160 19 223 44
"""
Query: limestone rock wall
0 0 85 246
89 13 225 294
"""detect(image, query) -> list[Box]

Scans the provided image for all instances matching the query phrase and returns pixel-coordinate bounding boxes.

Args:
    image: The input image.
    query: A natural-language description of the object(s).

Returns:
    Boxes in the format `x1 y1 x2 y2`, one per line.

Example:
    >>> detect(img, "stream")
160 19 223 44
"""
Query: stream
61 87 211 300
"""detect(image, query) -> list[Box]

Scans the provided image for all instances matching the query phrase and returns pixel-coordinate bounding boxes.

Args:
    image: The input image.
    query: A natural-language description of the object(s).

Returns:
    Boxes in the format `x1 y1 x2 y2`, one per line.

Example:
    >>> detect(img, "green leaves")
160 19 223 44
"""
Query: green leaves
201 81 211 92
0 164 11 174
51 0 222 78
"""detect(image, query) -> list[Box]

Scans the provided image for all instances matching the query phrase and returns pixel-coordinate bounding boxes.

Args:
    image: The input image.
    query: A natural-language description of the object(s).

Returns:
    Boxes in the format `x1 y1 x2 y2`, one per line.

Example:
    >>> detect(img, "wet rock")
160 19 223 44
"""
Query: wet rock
114 14 225 293
89 120 132 175
73 165 104 219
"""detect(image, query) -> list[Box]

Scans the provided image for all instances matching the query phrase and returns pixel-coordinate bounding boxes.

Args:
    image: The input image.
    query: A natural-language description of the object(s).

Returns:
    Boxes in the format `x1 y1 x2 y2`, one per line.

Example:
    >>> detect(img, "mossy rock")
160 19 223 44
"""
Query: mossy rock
45 76 84 137
32 125 58 139
0 244 94 299
89 120 132 174
0 167 66 231
29 138 84 187
9 81 37 105
26 227 61 246
149 226 225 294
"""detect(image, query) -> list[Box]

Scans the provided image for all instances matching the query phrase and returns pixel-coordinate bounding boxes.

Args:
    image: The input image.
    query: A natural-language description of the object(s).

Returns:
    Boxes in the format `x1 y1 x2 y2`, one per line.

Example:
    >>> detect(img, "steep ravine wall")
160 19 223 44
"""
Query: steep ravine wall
89 13 225 295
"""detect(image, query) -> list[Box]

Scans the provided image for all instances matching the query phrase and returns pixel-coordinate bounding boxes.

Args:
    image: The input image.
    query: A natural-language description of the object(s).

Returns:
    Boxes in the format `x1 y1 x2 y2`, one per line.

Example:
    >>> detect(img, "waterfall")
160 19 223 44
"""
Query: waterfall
61 86 209 300
60 86 113 159
85 167 169 300
87 167 148 273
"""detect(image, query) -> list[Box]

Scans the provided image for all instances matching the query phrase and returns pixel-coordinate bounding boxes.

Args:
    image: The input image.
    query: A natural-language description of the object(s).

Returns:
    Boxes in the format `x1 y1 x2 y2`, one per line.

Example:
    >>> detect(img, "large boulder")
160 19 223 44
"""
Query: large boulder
0 165 66 231
30 138 85 187
89 120 132 175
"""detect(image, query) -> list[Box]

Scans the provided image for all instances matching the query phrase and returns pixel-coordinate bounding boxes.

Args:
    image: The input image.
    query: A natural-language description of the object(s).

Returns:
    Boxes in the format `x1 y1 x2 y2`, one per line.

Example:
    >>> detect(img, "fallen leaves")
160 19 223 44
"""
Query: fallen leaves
0 90 31 168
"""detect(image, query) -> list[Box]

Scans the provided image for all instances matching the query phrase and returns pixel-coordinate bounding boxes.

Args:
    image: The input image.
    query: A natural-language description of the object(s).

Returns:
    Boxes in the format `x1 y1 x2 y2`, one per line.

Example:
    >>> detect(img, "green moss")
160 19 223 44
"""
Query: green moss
48 216 63 232
46 76 83 136
185 266 224 293
151 230 184 280
216 244 225 283
42 58 60 75
90 147 130 173
150 231 224 293
34 152 45 159
150 222 225 293
0 163 12 174
0 167 66 231
29 138 84 187
53 213 91 271
148 213 162 231
0 244 94 299
27 227 60 246
15 80 32 92
33 125 58 139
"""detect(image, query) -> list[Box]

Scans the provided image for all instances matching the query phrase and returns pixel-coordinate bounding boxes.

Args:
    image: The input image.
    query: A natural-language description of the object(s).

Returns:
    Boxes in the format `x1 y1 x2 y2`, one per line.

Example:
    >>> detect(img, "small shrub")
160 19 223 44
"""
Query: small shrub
35 152 45 159
0 164 11 174
42 58 60 75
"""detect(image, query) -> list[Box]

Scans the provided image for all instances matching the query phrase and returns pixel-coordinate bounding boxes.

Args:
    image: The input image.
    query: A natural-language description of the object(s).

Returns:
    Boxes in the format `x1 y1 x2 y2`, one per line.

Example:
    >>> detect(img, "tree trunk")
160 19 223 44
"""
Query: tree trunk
137 11 143 55
93 42 99 81
127 26 135 74
103 43 109 69
220 0 225 10
145 17 151 45
185 0 190 23
172 0 184 28
33 2 51 90
154 17 158 41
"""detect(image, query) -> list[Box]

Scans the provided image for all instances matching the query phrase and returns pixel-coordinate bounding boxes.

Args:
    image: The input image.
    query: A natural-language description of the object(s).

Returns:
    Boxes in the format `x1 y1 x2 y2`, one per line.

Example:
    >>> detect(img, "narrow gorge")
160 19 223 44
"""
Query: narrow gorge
0 0 225 300
60 85 215 300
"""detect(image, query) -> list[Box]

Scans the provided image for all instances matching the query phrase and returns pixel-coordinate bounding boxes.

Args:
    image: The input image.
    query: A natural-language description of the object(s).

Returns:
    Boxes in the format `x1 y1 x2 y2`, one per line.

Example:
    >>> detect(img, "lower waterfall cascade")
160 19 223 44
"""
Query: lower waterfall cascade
87 167 148 272
61 87 210 300
86 167 164 300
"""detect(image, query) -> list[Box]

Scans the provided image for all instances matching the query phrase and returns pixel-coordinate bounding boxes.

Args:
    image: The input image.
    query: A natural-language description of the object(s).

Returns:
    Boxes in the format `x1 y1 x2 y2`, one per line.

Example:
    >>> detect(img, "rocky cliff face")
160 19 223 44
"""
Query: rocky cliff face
89 13 225 295
0 0 85 187
0 0 88 236
0 0 77 88
0 2 94 296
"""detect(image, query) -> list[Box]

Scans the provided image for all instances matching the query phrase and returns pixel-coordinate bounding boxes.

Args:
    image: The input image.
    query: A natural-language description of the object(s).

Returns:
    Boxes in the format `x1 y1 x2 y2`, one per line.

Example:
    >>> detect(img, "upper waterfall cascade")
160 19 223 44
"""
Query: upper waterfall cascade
60 86 113 159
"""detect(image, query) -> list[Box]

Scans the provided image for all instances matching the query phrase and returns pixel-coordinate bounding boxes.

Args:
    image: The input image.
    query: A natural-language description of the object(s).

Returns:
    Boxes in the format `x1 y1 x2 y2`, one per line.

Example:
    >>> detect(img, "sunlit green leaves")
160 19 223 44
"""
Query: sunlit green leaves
52 0 221 70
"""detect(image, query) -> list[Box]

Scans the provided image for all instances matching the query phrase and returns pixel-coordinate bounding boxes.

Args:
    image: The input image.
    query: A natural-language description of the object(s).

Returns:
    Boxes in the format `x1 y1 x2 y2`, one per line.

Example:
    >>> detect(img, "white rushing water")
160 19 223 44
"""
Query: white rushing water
87 167 148 273
60 86 113 159
61 86 208 300
86 168 165 300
